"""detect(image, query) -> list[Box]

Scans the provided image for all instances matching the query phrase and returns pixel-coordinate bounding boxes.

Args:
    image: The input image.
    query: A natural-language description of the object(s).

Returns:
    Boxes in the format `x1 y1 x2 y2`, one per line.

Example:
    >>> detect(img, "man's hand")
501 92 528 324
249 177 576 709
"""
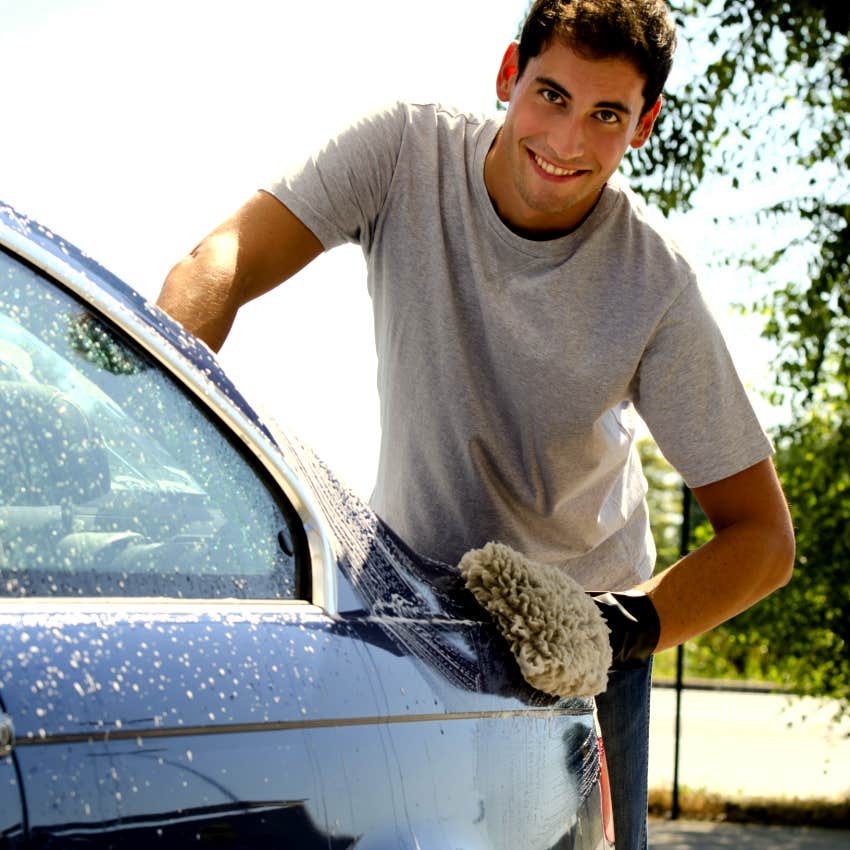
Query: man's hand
459 542 613 697
157 191 323 351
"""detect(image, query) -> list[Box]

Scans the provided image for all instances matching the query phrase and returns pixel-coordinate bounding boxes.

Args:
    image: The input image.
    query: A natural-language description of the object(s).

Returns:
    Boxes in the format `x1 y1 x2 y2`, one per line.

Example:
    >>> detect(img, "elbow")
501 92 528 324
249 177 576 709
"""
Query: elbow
157 251 207 318
778 529 796 589
156 237 238 352
763 515 796 594
736 509 796 605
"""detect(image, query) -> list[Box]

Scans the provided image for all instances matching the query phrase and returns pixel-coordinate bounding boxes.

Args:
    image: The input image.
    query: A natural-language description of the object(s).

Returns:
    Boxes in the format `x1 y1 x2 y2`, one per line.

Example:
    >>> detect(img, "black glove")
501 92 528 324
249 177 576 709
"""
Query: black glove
589 590 661 669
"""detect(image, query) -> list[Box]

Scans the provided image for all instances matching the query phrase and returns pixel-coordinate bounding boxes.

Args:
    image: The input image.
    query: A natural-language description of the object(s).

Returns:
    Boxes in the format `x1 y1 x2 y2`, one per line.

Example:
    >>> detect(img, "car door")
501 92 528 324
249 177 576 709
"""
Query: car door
0 214 612 850
0 238 399 848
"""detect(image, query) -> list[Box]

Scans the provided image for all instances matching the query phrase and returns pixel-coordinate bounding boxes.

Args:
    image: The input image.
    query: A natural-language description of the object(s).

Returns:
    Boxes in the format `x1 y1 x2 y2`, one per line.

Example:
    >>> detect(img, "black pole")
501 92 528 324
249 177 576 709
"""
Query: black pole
671 483 692 821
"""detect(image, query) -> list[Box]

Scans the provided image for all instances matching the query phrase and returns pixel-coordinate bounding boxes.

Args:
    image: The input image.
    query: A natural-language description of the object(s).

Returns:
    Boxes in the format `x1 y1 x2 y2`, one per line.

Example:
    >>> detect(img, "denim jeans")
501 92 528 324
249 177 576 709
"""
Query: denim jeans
595 661 653 850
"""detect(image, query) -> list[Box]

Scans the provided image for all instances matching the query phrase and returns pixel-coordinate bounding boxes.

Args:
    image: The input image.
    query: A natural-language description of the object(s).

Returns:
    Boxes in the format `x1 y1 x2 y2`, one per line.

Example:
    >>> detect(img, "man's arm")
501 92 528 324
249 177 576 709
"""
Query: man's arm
455 457 794 692
638 457 795 652
157 190 323 352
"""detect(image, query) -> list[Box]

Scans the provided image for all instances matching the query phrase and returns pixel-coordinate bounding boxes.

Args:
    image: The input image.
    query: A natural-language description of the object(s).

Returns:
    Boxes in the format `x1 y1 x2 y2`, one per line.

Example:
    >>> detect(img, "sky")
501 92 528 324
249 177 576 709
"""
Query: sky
1 0 780 498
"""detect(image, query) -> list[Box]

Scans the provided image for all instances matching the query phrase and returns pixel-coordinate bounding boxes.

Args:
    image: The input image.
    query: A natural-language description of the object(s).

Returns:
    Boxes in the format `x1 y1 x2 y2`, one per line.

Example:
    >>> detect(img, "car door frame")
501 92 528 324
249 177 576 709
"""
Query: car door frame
0 213 337 614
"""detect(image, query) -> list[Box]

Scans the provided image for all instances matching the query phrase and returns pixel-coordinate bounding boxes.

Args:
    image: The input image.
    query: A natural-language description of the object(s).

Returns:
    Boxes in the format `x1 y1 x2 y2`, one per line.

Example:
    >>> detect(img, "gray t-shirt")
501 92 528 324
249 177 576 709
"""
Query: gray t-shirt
269 101 772 589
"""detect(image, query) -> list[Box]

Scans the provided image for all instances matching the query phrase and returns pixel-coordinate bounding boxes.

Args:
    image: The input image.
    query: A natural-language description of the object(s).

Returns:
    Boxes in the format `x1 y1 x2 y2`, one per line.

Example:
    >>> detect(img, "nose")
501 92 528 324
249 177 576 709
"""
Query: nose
549 114 585 161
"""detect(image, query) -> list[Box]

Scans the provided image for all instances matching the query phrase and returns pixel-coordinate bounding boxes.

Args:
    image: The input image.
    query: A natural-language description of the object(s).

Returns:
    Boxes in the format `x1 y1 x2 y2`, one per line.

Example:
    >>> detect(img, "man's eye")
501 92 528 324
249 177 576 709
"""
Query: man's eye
596 109 620 124
541 89 563 105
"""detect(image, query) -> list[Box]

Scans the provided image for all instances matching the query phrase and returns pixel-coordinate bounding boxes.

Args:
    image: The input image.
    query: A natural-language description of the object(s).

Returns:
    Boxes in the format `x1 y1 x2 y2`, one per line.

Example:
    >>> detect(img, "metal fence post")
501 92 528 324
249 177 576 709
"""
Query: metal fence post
671 483 692 820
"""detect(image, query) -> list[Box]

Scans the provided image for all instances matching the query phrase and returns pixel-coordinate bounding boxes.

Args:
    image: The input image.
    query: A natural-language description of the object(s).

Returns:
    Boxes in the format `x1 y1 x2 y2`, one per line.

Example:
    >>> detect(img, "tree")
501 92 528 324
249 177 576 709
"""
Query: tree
626 1 850 713
629 0 849 418
733 415 850 705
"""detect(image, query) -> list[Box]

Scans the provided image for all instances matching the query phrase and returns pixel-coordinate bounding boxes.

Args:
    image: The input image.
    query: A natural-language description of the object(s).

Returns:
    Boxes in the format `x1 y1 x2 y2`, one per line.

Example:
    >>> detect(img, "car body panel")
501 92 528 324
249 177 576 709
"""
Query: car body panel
0 202 611 849
2 603 600 848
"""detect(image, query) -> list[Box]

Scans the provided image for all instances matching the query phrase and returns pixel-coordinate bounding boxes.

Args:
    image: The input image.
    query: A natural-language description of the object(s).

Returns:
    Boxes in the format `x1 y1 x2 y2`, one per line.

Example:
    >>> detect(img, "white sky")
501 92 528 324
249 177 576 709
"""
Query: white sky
1 0 779 497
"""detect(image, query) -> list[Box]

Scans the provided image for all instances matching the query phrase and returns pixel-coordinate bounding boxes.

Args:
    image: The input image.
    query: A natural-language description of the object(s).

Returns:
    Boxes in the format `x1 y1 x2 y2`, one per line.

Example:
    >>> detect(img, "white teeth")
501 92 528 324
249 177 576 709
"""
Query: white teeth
534 154 577 176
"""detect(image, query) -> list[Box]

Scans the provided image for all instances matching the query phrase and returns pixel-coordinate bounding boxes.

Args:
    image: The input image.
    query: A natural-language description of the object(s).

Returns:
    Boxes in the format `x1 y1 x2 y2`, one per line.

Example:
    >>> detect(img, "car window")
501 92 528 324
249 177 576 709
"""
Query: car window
0 248 305 600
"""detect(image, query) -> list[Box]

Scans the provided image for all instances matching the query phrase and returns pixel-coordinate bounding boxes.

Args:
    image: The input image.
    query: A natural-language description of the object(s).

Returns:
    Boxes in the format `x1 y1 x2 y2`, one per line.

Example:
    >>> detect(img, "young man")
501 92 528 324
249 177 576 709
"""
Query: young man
157 2 795 847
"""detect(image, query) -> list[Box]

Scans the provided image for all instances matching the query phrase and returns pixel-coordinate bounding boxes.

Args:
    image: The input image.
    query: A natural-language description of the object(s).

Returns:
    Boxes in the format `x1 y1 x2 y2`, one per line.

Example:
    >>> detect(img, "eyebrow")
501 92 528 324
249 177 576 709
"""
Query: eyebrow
535 76 633 116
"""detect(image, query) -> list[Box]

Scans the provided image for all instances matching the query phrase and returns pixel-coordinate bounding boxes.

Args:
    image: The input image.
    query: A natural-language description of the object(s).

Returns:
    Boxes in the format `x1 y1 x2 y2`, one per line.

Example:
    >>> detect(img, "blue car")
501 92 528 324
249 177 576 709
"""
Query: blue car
0 201 614 849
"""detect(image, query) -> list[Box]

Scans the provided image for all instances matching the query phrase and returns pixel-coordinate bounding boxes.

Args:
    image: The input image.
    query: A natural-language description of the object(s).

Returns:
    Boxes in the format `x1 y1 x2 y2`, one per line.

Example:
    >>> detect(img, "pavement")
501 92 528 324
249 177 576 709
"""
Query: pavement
649 818 850 849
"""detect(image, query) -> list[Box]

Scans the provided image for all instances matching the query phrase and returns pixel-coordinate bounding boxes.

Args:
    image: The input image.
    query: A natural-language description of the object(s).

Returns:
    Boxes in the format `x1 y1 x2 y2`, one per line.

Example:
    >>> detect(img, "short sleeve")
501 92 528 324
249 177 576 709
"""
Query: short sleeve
266 102 408 252
634 279 774 488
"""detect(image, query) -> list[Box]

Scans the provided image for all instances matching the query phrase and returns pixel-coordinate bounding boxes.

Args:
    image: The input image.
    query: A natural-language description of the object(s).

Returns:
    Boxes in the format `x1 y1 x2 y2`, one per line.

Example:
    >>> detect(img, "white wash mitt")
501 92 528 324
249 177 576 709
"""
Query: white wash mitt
459 542 612 697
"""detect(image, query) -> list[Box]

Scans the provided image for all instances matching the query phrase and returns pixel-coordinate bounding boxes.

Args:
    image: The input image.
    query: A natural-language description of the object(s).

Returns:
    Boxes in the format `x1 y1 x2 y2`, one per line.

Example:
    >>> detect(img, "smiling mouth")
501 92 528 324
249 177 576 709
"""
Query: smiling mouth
531 152 583 177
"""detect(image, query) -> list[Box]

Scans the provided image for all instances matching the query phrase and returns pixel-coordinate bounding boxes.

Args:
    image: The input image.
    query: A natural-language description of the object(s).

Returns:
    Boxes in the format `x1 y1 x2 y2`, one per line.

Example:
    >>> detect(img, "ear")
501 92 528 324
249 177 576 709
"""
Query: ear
629 98 662 149
496 41 520 103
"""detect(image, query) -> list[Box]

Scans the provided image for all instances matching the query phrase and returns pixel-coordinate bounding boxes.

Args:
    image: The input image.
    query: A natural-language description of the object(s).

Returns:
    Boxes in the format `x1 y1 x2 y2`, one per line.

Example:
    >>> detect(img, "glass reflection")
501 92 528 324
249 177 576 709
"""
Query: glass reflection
0 253 298 599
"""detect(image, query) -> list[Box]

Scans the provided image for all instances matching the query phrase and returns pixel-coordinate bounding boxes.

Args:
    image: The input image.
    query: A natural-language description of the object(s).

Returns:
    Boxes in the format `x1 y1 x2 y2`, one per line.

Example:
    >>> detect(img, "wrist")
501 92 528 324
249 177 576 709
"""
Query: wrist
589 590 660 669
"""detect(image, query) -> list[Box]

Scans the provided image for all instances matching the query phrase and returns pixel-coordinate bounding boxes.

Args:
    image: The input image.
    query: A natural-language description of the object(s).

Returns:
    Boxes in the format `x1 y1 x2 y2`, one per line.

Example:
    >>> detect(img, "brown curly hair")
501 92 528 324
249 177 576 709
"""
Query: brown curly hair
517 0 677 114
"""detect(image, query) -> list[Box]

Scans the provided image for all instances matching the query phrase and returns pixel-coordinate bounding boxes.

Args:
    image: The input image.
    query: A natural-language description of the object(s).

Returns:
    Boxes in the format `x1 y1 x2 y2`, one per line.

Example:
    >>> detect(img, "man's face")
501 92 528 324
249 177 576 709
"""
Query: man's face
484 39 660 237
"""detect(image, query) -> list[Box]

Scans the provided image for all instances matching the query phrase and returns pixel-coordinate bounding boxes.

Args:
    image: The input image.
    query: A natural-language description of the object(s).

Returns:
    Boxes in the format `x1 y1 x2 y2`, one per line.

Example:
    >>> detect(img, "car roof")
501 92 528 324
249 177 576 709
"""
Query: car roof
0 200 272 443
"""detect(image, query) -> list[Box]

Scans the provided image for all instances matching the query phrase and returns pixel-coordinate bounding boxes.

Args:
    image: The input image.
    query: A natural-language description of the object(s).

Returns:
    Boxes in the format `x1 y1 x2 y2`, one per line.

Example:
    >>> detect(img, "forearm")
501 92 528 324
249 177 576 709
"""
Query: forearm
158 233 242 352
637 516 795 652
